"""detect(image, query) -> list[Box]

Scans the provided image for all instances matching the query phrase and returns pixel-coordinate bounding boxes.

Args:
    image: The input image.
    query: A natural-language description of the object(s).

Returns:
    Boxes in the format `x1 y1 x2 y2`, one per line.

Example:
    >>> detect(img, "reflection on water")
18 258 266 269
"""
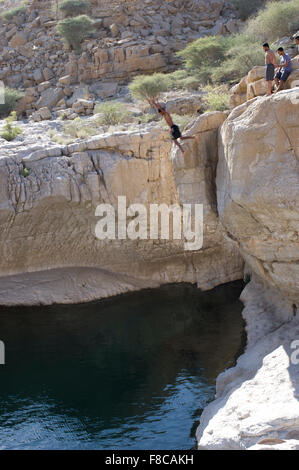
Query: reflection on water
0 281 245 450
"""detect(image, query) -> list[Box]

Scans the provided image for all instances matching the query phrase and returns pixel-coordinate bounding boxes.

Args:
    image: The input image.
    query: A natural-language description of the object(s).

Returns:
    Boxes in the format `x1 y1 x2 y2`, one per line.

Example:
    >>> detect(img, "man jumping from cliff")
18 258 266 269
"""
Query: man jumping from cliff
148 98 199 155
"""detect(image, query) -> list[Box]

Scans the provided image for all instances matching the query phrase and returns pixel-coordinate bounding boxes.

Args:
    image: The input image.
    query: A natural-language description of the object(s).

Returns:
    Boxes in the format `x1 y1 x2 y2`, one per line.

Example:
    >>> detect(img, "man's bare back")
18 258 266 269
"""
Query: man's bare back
265 49 276 65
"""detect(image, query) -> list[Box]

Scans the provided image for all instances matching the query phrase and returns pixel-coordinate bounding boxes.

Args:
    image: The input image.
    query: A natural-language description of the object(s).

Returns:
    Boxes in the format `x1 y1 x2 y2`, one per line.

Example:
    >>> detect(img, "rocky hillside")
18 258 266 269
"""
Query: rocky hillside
0 0 240 118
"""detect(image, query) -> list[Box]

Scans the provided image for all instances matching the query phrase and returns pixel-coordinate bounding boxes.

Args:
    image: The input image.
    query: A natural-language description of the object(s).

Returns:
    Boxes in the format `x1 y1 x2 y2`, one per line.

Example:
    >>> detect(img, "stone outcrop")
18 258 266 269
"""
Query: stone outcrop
0 113 243 305
229 56 299 109
197 89 299 450
197 275 299 450
218 89 299 303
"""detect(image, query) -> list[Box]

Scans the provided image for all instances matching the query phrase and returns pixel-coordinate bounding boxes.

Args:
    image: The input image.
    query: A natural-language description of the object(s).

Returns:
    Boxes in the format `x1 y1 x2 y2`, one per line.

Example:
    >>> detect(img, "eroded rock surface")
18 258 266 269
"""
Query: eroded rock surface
217 89 299 302
197 88 299 451
0 115 243 305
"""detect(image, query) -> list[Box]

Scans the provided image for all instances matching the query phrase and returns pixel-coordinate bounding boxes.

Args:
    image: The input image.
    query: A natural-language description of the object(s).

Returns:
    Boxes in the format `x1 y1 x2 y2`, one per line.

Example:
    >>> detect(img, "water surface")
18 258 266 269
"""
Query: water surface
0 281 245 450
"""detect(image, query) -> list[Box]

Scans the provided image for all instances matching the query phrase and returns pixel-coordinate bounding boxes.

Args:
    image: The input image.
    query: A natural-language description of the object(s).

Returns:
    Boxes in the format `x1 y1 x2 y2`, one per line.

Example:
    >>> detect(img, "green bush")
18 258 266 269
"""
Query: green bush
202 85 230 112
2 5 26 20
0 87 24 118
1 111 23 141
94 102 128 125
245 0 299 42
176 36 233 83
212 35 265 83
63 117 101 138
231 0 265 20
56 15 95 50
59 0 89 17
167 70 201 90
129 73 172 101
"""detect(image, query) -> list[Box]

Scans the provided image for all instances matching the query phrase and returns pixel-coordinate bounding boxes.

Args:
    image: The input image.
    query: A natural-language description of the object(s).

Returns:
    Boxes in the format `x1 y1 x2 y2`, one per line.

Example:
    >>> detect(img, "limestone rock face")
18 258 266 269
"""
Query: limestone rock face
197 275 299 450
0 117 243 305
196 88 299 451
217 89 299 303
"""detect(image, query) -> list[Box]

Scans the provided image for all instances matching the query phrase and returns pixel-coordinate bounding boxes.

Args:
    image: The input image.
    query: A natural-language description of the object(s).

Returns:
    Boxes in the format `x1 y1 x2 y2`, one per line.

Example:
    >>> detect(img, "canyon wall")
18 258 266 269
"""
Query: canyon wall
0 111 243 305
197 88 299 450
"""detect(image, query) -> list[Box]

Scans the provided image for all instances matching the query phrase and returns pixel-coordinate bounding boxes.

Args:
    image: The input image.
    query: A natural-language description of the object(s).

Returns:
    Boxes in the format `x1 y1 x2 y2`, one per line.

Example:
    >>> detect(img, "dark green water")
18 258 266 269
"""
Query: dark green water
0 281 245 450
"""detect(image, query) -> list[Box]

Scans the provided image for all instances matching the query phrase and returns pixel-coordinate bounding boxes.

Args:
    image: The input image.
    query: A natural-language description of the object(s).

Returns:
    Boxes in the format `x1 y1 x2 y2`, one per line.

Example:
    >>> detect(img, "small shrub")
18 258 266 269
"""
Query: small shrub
1 111 23 141
20 167 30 178
176 36 233 83
231 0 265 20
63 117 100 138
0 87 24 118
202 85 230 112
134 113 158 124
59 0 89 17
167 70 201 90
245 0 299 42
56 15 95 51
212 35 265 83
94 102 128 125
129 73 172 101
2 5 26 20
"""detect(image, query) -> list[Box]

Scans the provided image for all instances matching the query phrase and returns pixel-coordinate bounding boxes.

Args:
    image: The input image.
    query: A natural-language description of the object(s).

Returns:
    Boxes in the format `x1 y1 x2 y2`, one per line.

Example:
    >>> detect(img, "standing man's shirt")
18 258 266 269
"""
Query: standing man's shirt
280 53 292 72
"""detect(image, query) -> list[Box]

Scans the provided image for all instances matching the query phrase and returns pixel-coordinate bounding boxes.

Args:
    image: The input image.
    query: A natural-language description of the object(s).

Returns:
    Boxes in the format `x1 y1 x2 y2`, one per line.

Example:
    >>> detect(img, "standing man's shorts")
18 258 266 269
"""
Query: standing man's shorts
275 69 291 82
170 124 181 140
266 64 275 81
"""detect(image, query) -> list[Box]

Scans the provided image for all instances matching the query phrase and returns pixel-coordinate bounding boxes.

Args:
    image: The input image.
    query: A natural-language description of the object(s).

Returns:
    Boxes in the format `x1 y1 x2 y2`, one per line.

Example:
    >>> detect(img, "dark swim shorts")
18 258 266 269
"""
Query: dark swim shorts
266 64 275 81
170 124 181 140
275 69 291 82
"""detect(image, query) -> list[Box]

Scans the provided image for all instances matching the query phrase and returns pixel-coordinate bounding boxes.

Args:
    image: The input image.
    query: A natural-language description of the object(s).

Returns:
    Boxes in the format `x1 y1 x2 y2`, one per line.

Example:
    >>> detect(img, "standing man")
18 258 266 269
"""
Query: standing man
263 43 278 96
274 47 292 93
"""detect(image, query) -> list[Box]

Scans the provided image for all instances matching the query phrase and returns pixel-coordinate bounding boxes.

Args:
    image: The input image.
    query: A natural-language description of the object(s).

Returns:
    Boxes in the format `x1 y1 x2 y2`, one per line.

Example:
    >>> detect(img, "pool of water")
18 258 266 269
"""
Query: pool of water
0 281 245 450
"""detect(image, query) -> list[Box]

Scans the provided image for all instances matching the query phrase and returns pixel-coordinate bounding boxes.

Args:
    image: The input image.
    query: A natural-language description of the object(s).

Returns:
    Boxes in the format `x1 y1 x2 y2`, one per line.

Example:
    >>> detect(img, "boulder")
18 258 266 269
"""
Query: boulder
39 107 52 120
33 69 44 84
58 75 72 86
110 23 119 38
89 81 119 99
9 31 27 47
42 67 54 81
36 87 64 110
217 89 299 301
37 81 51 93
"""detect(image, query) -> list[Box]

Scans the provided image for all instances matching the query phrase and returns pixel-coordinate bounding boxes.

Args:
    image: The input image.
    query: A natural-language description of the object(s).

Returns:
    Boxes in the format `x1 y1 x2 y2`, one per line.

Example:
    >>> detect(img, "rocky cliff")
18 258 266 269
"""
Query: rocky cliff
0 111 243 305
0 37 298 445
197 88 299 450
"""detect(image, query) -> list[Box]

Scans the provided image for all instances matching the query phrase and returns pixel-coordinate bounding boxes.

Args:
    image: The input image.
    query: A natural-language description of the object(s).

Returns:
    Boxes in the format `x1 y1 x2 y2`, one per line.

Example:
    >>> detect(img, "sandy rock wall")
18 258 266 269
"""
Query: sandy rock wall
197 87 299 451
0 114 243 305
197 274 299 450
217 89 299 303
